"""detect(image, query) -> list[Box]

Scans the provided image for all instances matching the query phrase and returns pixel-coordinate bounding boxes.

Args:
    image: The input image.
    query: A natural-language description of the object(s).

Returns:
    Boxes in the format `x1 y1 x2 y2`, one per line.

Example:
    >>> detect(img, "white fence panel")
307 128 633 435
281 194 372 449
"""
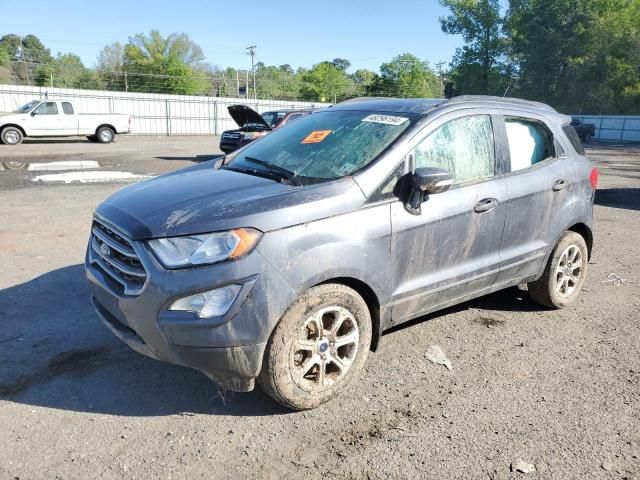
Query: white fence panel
0 84 328 136
573 115 640 142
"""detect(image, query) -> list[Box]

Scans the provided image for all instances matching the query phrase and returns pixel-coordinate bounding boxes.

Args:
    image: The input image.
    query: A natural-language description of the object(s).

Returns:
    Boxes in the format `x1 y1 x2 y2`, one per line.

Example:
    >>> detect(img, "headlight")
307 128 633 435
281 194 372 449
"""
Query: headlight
242 131 266 140
148 228 261 268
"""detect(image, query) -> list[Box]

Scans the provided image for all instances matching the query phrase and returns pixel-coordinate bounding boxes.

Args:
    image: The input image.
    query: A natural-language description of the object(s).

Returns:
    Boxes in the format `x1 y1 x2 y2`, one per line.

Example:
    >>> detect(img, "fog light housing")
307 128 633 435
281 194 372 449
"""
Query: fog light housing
169 285 241 318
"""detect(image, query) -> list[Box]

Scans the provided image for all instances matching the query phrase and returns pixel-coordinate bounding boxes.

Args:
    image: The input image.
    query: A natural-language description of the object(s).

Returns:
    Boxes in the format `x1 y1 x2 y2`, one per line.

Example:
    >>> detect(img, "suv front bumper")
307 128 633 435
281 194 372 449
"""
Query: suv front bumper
85 236 296 391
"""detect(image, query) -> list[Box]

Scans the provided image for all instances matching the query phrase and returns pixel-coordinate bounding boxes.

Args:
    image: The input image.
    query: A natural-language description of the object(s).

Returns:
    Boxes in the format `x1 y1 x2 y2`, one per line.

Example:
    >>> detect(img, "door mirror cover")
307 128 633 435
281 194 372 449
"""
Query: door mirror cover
404 168 453 215
413 167 453 194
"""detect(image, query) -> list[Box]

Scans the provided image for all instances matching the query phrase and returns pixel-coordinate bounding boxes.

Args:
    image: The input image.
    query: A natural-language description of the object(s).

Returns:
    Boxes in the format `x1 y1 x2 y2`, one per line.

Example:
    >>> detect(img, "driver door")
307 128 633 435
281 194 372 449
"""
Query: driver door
28 101 62 135
390 113 507 325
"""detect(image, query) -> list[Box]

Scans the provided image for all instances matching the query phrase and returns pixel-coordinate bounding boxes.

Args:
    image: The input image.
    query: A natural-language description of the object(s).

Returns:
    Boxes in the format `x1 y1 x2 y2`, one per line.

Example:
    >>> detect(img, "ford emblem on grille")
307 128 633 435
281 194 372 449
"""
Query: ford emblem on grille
100 243 111 257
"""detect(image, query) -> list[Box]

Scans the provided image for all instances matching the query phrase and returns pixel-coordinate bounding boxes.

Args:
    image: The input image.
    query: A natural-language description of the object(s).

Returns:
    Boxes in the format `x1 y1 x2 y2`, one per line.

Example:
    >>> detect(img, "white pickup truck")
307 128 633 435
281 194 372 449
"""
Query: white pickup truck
0 99 131 145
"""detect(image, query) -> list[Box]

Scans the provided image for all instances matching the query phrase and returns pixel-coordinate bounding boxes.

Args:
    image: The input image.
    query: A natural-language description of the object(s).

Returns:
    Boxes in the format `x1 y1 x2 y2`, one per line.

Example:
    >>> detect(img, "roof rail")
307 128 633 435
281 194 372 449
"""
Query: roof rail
445 95 558 113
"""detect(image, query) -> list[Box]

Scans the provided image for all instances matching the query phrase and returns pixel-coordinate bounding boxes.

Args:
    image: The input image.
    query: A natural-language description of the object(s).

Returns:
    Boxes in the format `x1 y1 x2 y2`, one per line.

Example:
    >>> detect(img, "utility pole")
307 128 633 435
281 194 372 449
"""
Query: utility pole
436 61 446 98
19 36 30 85
246 45 257 99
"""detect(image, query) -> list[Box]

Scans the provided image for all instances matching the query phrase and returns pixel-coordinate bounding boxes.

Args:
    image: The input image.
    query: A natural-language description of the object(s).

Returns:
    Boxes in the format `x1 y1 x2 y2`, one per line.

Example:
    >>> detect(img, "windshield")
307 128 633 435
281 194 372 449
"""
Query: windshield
261 111 287 128
227 110 417 181
16 100 41 113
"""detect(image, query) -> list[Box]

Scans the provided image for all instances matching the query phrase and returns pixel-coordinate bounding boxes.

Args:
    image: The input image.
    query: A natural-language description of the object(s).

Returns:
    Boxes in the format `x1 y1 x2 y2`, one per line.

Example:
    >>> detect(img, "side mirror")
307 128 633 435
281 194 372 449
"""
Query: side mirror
30 111 38 116
404 167 453 215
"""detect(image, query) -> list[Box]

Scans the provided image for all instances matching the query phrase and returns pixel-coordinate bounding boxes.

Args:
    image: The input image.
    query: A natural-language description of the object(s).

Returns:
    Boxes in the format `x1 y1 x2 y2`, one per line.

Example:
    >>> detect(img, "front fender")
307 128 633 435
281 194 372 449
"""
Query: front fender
257 206 392 309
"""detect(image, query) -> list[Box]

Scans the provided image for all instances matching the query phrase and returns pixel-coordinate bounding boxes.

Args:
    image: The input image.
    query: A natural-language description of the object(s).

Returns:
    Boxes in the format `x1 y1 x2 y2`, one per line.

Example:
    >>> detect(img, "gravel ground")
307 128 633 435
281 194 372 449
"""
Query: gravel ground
0 138 638 479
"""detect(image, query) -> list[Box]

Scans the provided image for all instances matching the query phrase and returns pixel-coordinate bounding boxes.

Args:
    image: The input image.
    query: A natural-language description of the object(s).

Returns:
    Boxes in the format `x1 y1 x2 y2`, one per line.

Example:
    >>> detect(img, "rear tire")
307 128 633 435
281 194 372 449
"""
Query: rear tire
96 126 115 144
258 284 372 410
1 126 24 145
528 231 588 309
584 132 592 143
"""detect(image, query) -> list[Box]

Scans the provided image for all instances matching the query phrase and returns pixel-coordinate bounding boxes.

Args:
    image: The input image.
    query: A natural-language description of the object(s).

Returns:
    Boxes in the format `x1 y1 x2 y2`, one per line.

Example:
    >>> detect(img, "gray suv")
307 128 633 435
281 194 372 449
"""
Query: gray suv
85 96 597 410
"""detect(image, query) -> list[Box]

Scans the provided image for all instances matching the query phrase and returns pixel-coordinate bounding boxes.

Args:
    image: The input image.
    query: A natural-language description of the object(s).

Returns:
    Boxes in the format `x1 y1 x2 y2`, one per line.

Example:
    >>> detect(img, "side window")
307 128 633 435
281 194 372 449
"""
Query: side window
34 102 59 115
61 102 74 115
414 115 495 184
368 162 405 203
504 118 555 172
562 125 585 155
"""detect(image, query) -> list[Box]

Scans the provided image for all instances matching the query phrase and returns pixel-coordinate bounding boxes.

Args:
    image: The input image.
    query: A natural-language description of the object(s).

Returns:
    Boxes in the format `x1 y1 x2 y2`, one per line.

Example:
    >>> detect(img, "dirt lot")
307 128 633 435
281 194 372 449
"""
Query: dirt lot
0 137 639 479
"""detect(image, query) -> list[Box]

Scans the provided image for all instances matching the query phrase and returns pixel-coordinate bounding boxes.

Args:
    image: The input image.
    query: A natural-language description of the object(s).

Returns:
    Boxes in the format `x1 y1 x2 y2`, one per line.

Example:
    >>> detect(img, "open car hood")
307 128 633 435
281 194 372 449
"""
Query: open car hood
227 105 271 129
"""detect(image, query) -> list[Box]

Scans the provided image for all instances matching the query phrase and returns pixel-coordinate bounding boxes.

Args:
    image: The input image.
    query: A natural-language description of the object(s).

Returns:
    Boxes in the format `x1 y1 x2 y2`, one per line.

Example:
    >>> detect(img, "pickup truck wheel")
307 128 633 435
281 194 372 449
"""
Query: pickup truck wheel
528 231 588 309
258 284 372 410
584 132 592 143
96 127 114 144
1 126 24 145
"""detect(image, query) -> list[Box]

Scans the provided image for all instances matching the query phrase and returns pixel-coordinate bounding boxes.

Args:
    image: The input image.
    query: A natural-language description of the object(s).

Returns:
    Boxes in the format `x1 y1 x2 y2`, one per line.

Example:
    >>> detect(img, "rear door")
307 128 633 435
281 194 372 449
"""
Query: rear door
390 112 508 324
495 114 578 284
60 102 77 134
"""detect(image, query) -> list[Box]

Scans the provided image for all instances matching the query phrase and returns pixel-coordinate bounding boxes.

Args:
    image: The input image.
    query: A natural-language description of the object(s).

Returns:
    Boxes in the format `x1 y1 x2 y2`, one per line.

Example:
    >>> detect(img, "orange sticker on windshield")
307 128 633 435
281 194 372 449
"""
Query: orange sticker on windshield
301 130 332 144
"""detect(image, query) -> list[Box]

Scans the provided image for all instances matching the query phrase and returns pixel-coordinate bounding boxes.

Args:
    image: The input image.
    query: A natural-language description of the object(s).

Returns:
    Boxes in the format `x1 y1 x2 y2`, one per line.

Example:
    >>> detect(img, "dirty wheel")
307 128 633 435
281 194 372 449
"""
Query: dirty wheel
1 126 24 145
258 284 372 410
528 231 588 309
96 126 114 144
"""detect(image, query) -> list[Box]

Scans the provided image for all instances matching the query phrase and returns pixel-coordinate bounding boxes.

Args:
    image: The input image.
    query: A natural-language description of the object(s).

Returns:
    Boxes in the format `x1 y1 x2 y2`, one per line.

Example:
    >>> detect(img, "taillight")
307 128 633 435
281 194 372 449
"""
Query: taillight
589 168 598 189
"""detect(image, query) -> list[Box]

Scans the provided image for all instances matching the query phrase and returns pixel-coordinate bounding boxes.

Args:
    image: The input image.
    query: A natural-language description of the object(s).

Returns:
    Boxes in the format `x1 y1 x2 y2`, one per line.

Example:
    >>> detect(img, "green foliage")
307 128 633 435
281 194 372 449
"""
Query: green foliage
0 33 53 84
122 30 208 95
370 53 441 98
0 44 11 83
299 61 353 102
439 0 508 95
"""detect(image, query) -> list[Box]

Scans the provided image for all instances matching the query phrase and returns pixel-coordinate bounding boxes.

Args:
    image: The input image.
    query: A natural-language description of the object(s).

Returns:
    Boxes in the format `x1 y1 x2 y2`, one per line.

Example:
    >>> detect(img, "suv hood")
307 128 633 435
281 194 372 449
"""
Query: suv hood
228 105 270 129
95 161 365 240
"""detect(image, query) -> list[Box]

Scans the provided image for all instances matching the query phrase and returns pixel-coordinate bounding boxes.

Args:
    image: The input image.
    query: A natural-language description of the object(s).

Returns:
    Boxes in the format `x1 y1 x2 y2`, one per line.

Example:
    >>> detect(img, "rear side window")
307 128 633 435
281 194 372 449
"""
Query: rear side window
504 118 555 172
562 125 585 155
34 102 58 115
61 102 74 115
414 115 495 184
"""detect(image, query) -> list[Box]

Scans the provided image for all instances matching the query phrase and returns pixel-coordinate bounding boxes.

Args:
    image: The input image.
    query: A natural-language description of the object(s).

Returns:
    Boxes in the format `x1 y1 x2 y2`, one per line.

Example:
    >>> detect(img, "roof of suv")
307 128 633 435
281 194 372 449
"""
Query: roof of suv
332 96 568 123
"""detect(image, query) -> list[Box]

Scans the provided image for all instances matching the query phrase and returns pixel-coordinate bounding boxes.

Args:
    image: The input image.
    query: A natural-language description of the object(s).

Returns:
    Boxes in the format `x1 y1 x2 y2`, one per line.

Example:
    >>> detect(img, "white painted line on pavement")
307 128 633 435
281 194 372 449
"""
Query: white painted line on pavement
27 160 101 171
32 171 153 184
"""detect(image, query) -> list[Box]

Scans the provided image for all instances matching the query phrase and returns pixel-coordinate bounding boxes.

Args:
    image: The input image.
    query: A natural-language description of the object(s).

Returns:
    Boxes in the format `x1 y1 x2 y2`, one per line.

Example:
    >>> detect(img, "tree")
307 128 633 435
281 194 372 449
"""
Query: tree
96 42 125 90
351 69 377 90
370 53 440 98
122 30 208 94
33 53 101 89
0 34 53 85
331 58 351 72
439 0 507 95
506 0 594 108
299 61 353 102
0 44 11 83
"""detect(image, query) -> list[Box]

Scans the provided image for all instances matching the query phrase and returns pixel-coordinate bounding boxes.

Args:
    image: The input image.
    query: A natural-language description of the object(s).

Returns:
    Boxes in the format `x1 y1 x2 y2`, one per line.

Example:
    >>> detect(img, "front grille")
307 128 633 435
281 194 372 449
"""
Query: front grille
222 132 241 140
91 219 147 296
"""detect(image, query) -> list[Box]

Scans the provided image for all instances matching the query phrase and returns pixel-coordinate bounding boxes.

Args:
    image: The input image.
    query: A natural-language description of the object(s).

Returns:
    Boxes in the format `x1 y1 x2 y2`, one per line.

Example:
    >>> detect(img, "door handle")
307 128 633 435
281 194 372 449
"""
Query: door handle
553 179 568 191
474 198 499 213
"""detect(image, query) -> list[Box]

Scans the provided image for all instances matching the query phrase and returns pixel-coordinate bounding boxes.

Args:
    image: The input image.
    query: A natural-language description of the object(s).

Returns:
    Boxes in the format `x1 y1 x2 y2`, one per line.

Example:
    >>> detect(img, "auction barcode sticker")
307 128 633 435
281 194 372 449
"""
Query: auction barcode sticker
361 114 409 126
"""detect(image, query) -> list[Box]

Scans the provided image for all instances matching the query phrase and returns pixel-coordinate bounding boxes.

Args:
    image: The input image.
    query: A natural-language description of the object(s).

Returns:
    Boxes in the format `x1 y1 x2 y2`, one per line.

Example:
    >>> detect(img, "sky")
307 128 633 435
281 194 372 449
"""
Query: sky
0 0 470 73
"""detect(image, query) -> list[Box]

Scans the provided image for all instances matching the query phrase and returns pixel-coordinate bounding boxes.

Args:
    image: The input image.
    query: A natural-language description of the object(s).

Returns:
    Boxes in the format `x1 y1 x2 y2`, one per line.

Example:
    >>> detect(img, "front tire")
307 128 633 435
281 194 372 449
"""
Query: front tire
528 231 588 309
258 284 372 410
1 126 24 145
96 126 115 144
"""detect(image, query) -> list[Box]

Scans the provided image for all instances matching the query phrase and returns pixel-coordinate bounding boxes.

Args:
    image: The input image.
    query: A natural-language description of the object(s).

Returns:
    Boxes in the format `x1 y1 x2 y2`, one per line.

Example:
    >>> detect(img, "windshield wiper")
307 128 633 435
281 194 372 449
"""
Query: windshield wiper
243 156 300 186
